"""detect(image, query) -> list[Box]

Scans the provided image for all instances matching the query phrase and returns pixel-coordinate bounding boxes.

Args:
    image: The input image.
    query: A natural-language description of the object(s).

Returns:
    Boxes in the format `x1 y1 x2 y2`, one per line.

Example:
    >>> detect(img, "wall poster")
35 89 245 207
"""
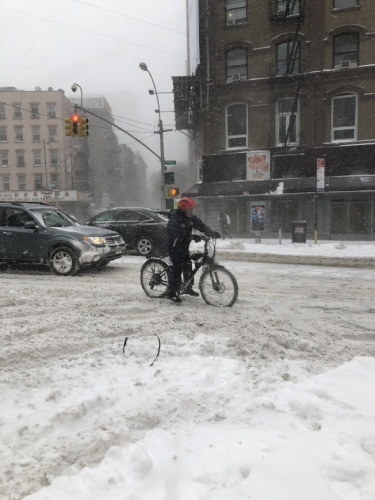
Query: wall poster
251 203 266 231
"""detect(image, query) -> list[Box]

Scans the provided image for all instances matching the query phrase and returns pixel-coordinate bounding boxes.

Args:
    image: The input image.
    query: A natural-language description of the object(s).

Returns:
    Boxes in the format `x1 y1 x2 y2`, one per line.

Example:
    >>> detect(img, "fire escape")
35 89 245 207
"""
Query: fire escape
269 0 305 149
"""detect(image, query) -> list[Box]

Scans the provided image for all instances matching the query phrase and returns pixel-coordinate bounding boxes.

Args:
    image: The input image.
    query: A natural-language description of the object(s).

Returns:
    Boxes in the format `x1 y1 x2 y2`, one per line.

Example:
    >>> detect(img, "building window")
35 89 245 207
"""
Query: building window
277 0 301 16
2 176 10 190
50 173 59 189
226 103 247 149
0 128 7 142
30 105 39 118
48 126 57 142
32 127 41 142
333 33 358 69
18 175 26 190
277 41 300 75
0 105 5 119
47 104 56 118
334 0 358 9
50 150 59 166
276 97 299 146
14 105 22 118
33 150 42 166
16 151 25 167
34 174 43 190
332 93 357 142
331 201 365 234
14 126 24 142
226 48 247 82
1 151 8 167
226 0 246 25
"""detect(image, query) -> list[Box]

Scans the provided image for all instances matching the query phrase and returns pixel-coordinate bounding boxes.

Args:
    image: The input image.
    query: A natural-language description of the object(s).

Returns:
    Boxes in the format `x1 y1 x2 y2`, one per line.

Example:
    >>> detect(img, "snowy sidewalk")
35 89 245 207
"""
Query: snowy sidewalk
208 238 375 268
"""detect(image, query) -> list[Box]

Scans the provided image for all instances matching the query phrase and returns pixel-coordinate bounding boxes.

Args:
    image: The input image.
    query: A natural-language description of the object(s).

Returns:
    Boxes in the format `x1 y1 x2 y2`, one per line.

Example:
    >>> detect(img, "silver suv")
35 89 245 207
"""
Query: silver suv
0 202 126 276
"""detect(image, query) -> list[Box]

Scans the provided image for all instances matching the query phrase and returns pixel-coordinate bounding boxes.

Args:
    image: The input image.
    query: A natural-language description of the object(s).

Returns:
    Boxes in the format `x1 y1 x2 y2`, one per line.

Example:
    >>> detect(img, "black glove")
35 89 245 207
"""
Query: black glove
193 235 202 242
212 231 221 239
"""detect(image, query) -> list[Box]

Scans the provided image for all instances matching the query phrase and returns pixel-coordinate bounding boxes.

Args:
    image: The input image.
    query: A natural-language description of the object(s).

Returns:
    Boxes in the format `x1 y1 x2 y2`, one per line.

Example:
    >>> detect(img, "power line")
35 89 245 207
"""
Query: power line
74 0 196 39
0 6 185 58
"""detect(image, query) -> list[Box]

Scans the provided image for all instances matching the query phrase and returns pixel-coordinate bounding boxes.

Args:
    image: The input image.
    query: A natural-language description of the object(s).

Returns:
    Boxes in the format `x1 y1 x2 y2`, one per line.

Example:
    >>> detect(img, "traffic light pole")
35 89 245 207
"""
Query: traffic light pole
74 105 162 162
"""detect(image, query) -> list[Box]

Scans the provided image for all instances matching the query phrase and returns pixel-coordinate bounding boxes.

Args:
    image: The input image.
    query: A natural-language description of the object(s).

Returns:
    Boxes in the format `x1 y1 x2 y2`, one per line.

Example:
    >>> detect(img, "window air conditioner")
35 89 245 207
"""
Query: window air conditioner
227 19 235 25
48 113 56 118
32 113 39 118
18 161 25 166
231 74 241 81
49 136 57 141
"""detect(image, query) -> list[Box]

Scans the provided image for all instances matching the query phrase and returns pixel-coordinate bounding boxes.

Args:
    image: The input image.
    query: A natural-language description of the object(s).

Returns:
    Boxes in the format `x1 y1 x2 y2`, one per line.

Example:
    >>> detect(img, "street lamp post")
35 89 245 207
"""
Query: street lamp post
71 83 83 106
139 62 166 210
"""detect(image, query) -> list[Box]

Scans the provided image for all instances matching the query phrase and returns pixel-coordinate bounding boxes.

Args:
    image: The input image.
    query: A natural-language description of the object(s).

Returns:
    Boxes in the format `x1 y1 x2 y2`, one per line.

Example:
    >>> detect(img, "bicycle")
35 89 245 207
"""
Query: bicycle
140 236 238 307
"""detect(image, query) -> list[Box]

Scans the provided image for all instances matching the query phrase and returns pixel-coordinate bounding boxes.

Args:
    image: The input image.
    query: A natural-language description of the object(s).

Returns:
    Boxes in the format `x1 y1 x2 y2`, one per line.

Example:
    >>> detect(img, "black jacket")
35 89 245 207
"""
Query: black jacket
167 209 216 254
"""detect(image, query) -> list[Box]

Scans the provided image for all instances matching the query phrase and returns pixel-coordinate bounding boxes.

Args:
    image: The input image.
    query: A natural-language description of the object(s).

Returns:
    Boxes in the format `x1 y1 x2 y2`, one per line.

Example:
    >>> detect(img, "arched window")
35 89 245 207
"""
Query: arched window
226 49 247 82
333 33 359 69
226 103 247 149
276 41 300 75
276 97 299 146
332 92 357 142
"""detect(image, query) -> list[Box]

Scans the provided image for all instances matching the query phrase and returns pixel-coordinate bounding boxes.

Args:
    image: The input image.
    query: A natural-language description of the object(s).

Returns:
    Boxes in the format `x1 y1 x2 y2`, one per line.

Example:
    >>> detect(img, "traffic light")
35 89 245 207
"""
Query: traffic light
64 117 74 136
166 186 179 197
165 172 174 185
77 117 89 136
71 114 79 135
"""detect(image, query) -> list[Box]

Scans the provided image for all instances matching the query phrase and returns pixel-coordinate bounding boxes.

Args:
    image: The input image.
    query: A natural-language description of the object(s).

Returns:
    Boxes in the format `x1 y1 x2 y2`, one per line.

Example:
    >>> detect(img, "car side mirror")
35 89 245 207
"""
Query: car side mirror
24 221 37 229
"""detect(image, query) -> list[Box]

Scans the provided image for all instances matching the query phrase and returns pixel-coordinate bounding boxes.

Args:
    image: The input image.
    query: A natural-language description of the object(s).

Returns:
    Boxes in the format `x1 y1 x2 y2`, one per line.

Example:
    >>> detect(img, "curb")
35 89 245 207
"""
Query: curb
216 251 375 268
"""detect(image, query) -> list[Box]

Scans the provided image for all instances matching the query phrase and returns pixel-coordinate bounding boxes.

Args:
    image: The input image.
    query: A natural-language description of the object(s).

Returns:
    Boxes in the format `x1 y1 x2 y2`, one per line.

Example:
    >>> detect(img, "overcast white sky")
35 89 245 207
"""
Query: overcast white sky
0 0 195 170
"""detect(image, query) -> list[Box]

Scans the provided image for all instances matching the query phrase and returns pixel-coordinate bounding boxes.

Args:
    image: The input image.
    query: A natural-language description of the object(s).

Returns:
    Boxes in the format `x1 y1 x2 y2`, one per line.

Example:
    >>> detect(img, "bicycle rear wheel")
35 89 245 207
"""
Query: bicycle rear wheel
199 265 238 307
140 258 170 298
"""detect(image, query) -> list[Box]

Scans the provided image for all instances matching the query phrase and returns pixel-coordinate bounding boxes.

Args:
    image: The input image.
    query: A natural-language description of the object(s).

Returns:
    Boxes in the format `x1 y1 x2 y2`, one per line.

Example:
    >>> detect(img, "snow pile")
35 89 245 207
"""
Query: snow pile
24 358 375 500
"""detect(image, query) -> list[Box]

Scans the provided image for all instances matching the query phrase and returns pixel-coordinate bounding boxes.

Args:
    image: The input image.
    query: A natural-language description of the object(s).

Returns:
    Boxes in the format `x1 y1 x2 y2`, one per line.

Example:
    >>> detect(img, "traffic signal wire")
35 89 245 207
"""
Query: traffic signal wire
1 6 185 58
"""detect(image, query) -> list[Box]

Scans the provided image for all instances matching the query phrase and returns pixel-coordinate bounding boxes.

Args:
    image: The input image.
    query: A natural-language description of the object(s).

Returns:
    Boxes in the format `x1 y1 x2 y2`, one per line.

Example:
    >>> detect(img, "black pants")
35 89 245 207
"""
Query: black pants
221 224 232 239
168 250 193 296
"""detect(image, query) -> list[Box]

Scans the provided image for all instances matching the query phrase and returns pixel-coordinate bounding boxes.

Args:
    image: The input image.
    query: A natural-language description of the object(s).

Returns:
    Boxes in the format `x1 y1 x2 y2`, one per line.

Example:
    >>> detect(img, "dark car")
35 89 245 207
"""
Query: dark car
85 207 168 256
0 202 126 276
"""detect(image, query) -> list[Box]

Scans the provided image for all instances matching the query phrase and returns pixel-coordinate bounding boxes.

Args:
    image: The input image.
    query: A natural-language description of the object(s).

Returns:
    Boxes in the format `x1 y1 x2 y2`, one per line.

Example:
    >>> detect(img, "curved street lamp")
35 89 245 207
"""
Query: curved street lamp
139 62 166 210
71 82 83 106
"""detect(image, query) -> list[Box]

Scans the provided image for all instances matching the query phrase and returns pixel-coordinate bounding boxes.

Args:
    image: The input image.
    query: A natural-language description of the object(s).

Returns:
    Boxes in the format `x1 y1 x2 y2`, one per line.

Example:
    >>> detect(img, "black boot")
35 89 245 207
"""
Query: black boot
186 287 199 297
166 292 182 303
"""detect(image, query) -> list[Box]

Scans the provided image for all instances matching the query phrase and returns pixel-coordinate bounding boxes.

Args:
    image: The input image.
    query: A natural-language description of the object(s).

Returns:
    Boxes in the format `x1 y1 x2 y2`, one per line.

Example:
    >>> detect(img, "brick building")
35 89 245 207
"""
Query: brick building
174 0 375 240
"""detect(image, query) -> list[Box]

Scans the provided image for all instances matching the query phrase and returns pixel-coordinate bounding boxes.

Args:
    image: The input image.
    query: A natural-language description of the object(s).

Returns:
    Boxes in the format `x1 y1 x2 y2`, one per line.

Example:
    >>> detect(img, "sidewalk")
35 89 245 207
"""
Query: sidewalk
202 238 375 268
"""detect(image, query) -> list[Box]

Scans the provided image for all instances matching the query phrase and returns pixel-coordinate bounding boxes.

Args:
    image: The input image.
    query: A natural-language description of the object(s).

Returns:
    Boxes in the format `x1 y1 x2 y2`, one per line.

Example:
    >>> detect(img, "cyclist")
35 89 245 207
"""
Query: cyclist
166 197 221 303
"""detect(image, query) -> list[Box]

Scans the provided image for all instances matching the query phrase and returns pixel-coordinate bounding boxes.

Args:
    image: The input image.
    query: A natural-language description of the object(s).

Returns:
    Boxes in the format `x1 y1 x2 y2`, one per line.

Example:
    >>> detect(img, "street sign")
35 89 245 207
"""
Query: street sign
317 158 325 192
165 160 176 165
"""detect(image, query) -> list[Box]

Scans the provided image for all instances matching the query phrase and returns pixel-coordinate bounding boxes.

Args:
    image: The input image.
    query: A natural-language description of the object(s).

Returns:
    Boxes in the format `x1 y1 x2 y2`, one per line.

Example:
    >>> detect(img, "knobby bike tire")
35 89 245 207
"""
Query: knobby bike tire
140 258 171 298
199 265 238 307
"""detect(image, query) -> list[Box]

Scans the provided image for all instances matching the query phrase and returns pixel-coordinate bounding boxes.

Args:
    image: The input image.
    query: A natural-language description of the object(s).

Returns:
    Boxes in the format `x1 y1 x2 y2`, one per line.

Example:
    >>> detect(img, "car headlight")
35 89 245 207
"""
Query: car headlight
83 236 107 245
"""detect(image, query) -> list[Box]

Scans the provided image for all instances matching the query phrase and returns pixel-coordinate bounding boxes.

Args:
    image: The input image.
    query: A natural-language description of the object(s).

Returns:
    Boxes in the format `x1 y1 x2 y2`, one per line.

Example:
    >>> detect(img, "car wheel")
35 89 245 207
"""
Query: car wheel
49 246 79 276
136 237 154 256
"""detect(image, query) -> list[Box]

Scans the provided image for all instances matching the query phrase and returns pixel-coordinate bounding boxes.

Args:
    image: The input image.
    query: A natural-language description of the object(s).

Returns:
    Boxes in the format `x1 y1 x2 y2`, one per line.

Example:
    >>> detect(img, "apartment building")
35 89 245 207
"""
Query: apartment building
174 0 375 240
0 87 90 218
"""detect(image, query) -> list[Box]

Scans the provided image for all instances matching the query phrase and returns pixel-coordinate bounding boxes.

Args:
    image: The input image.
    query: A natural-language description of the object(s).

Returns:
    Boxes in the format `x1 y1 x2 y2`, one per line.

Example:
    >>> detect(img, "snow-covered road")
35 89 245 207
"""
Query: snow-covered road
1 257 375 499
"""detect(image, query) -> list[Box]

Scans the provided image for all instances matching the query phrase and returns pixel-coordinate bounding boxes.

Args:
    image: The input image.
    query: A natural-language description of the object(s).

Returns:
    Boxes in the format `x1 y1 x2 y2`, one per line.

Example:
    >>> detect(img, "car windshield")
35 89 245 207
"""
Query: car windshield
31 208 78 228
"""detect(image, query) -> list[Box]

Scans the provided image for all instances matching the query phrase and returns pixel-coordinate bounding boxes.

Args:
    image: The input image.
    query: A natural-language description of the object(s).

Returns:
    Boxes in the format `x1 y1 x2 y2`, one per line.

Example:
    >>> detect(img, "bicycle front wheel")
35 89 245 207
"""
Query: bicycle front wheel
140 258 170 298
199 265 238 307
